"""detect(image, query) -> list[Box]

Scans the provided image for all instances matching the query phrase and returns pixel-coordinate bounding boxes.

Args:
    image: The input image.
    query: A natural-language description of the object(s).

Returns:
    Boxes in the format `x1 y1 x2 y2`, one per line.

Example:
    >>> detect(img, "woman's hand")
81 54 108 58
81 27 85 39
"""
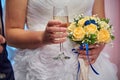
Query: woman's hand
43 20 68 44
78 43 105 64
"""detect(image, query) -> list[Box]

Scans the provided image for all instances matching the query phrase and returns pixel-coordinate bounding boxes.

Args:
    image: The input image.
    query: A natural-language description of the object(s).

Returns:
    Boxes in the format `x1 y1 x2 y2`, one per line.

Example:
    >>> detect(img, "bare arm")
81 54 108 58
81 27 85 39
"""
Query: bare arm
5 0 45 49
92 0 105 18
5 0 67 49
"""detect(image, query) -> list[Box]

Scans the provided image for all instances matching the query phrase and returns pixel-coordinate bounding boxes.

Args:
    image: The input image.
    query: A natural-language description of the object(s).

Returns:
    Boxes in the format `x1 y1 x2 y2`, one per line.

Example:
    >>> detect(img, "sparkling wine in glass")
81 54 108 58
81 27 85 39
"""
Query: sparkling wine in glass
53 6 70 61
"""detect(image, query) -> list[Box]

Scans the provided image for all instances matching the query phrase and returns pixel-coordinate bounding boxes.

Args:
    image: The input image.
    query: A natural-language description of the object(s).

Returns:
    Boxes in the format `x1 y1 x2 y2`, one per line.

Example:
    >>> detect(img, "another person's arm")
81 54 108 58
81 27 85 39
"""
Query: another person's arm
0 35 5 53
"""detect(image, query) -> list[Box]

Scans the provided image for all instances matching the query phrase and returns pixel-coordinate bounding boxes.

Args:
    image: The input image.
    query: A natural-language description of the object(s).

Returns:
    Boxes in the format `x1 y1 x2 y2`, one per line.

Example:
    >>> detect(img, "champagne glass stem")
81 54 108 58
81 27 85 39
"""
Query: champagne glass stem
60 43 62 52
53 6 70 60
60 43 63 53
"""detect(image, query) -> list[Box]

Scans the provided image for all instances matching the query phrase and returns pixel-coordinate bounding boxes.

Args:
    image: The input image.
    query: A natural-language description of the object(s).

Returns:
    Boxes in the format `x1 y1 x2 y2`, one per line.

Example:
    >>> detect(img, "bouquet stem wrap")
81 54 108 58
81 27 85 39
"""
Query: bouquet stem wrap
79 43 99 80
79 58 89 80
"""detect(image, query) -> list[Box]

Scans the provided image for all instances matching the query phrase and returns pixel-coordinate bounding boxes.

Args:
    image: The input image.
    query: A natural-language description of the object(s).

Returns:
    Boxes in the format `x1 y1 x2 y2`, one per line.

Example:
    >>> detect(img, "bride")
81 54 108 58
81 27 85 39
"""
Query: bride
5 0 118 80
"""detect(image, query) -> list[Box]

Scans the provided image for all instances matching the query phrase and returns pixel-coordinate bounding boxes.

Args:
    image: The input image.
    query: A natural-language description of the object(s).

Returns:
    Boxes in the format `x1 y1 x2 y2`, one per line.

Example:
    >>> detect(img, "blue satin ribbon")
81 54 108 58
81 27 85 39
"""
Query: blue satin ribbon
72 43 99 80
76 61 80 80
80 43 99 75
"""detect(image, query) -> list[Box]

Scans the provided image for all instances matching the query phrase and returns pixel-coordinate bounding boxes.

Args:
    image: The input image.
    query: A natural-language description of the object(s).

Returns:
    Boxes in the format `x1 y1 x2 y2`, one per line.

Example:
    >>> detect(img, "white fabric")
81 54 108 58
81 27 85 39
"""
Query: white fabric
13 0 118 80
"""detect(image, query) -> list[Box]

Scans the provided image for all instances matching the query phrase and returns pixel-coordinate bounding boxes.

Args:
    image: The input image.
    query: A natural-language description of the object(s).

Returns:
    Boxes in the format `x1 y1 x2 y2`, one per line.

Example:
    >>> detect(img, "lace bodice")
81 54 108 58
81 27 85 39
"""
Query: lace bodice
26 0 94 31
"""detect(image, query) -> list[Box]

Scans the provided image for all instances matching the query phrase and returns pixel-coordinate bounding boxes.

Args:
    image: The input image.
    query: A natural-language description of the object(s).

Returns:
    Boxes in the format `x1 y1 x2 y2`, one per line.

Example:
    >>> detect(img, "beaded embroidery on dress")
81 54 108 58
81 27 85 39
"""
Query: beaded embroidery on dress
13 0 118 80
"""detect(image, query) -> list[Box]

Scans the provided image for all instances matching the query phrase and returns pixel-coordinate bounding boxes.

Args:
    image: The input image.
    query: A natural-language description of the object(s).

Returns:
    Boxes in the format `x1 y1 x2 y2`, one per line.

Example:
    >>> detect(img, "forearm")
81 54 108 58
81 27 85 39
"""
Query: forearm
92 0 105 18
5 28 45 49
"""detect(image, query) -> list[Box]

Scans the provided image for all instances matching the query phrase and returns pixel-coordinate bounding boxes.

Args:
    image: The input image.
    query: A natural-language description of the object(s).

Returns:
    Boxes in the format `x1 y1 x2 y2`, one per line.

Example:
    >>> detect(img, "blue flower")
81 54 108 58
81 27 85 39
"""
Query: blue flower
84 19 98 26
84 20 91 26
90 20 95 24
90 20 98 26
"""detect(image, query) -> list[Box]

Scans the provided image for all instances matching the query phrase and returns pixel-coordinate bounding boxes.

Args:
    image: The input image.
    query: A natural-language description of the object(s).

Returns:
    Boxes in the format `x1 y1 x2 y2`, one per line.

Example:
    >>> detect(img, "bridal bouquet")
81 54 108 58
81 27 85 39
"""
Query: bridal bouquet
67 14 115 80
67 14 114 45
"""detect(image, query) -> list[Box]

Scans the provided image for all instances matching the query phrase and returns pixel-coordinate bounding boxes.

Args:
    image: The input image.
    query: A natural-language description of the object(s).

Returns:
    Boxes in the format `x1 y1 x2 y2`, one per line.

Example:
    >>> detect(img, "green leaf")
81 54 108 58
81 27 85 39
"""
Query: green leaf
111 35 115 40
101 18 110 24
91 34 97 39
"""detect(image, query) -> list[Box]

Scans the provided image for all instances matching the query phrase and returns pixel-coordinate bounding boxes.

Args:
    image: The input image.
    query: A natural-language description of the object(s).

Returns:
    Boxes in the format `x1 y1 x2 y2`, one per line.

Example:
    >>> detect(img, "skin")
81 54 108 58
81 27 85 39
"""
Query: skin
0 35 5 53
5 0 105 64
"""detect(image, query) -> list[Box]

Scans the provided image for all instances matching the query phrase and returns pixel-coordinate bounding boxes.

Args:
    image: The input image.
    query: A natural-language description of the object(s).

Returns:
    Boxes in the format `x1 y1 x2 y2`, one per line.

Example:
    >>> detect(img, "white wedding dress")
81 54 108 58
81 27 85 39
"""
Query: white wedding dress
13 0 118 80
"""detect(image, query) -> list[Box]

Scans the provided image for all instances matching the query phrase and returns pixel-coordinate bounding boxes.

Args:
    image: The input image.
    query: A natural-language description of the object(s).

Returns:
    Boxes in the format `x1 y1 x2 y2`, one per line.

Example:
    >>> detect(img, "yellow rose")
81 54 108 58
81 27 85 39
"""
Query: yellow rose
73 27 85 41
97 28 111 43
84 24 98 34
67 22 76 32
78 17 89 26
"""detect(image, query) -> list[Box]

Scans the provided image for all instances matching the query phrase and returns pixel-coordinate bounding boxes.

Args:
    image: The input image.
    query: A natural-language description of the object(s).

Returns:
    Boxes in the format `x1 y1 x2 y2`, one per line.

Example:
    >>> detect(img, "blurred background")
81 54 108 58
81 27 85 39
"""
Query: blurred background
104 0 120 79
1 0 120 79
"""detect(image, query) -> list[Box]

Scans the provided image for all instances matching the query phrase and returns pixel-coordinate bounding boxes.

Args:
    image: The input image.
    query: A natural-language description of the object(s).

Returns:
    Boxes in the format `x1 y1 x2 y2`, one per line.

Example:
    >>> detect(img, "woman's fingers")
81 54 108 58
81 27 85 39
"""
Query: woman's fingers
47 32 67 44
46 26 67 33
44 20 68 44
59 23 68 28
88 43 105 49
78 47 101 64
46 20 67 33
51 37 67 44
47 20 68 27
78 49 96 56
47 20 62 26
48 32 67 39
79 54 97 64
78 43 104 50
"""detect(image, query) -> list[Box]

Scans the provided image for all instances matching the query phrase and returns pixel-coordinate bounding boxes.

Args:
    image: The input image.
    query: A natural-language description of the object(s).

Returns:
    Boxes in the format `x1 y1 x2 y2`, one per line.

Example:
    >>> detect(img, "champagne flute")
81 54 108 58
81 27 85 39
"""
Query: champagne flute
53 6 70 60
